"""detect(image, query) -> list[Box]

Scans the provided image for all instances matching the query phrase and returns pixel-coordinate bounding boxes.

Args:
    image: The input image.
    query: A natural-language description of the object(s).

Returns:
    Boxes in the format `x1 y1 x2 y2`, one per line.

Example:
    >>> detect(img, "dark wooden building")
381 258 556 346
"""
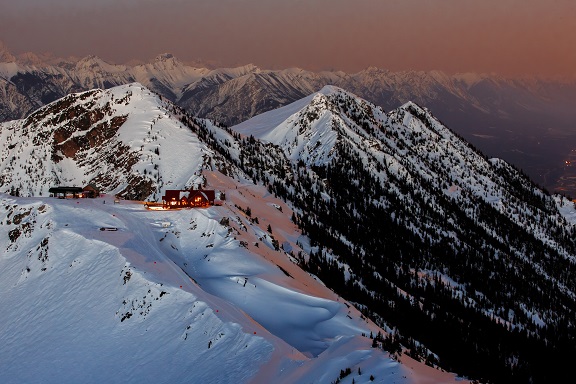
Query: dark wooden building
162 189 215 208
49 184 100 198
49 186 83 198
82 184 100 198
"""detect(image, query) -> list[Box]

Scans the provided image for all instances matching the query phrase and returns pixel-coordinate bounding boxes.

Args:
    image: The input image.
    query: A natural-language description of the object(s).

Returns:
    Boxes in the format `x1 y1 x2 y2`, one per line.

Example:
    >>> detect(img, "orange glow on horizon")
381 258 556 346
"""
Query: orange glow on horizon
1 1 574 77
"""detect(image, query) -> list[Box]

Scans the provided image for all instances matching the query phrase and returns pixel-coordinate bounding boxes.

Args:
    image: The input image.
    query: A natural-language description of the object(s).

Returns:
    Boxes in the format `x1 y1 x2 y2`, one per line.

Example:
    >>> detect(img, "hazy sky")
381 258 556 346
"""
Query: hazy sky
1 0 575 76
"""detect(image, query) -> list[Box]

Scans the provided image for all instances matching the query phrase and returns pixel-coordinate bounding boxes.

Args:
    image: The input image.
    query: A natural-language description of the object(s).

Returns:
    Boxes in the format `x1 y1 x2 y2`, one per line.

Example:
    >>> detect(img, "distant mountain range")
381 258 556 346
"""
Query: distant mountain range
1 83 574 382
2 42 576 194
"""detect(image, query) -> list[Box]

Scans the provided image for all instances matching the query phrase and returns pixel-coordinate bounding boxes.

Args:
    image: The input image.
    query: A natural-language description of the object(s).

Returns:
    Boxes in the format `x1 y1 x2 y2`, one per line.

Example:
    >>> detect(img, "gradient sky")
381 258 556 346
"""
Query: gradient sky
1 0 575 77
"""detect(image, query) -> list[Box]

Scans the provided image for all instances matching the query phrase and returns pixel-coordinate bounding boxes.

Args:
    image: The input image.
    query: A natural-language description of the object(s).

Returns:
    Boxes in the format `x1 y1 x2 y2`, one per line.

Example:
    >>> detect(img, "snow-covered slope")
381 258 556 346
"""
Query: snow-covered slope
0 186 461 384
231 86 576 382
236 85 574 257
0 195 326 382
0 85 465 384
3 81 575 382
0 196 272 384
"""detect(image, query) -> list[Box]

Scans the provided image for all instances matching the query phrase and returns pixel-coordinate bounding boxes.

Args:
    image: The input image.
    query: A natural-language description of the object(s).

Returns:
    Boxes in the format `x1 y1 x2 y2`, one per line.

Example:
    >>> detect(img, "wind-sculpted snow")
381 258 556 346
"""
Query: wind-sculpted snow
0 190 461 384
162 203 363 357
0 196 272 384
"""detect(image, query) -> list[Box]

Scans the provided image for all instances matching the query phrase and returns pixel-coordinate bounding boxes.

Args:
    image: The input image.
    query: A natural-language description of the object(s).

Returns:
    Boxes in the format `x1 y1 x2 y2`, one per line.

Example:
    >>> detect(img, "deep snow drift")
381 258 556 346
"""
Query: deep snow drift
0 189 463 384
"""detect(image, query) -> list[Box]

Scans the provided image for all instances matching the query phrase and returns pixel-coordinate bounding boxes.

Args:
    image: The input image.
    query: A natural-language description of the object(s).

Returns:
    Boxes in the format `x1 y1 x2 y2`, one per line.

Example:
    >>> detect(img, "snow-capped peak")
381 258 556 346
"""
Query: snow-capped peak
152 52 183 69
0 40 15 63
155 52 176 61
75 55 105 69
317 84 346 96
234 85 385 166
213 63 261 78
0 83 210 199
74 55 127 73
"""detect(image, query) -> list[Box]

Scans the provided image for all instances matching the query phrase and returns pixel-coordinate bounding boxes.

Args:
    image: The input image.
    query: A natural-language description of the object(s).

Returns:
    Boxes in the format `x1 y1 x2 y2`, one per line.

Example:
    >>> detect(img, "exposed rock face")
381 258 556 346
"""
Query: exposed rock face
0 84 205 199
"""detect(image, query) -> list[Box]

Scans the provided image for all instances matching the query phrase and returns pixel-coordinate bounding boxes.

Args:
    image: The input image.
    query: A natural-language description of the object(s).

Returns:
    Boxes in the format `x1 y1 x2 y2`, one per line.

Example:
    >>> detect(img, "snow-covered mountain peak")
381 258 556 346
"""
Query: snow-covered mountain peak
237 62 260 72
214 63 261 78
0 83 212 199
75 55 127 73
357 66 391 78
234 85 388 166
235 87 573 262
452 72 487 87
0 40 15 63
131 56 213 99
15 51 48 67
316 84 346 96
230 86 576 381
398 100 420 110
75 55 105 69
396 100 434 121
152 52 184 69
155 52 175 61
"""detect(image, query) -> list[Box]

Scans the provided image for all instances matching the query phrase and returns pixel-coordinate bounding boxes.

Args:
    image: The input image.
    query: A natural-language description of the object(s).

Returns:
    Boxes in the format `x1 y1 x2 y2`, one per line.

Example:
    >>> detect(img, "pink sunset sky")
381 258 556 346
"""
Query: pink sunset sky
1 0 574 77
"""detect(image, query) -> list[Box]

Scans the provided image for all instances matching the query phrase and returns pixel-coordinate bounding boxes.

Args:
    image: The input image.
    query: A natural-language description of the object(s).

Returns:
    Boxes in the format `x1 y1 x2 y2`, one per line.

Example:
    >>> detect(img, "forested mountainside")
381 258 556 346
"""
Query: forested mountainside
214 86 575 382
2 83 574 382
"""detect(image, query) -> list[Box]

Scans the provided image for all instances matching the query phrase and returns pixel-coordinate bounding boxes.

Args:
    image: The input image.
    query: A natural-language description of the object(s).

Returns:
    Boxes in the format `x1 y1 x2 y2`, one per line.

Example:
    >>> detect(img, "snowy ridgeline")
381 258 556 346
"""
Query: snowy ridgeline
2 82 574 382
0 190 462 384
4 49 576 199
231 85 576 382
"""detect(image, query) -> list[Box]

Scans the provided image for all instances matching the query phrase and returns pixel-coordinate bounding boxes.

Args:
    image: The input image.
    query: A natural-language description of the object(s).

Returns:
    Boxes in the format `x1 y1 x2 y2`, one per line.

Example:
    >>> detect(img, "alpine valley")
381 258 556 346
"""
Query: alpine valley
1 81 575 383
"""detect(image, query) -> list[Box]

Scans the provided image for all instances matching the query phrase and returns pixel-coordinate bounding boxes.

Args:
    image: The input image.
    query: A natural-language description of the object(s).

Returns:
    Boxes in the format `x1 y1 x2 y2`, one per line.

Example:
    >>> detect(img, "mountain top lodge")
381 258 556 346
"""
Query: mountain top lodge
49 184 101 199
161 189 215 208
